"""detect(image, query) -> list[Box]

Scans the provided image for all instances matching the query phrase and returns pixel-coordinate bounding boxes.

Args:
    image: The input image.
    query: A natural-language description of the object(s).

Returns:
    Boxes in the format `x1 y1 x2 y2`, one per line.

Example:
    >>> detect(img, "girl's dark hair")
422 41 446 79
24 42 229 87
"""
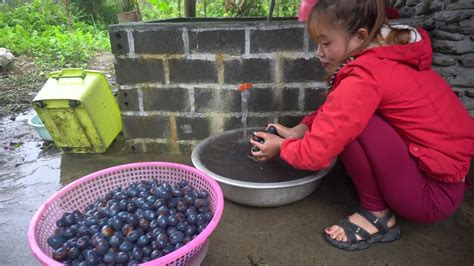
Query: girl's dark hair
307 0 411 72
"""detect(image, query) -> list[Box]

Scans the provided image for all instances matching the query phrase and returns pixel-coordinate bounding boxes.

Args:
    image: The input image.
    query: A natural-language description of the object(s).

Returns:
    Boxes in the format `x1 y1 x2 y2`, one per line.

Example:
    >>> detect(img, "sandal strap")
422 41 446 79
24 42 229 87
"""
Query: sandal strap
357 208 393 234
339 218 371 243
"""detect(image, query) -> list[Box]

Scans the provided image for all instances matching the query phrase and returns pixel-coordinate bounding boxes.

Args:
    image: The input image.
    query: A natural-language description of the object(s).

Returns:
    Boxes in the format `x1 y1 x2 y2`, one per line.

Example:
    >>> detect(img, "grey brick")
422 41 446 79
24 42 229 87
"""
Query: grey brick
224 116 273 131
194 88 241 113
189 30 245 54
304 88 327 111
282 58 325 82
117 89 139 111
277 115 305 127
250 28 305 53
122 115 169 138
115 58 165 84
109 30 129 55
248 88 274 112
168 59 218 83
143 87 191 112
224 58 273 84
134 29 184 54
176 116 210 140
280 88 300 111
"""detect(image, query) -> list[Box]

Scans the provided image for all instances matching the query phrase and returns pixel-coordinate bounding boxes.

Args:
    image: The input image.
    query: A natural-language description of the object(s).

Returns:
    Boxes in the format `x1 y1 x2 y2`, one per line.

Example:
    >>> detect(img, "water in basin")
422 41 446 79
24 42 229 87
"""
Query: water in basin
199 129 313 183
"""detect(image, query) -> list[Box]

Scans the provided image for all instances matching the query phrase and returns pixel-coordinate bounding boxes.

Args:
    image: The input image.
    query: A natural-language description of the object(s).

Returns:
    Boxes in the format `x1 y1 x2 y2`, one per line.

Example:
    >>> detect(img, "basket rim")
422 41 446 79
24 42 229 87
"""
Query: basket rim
28 161 224 265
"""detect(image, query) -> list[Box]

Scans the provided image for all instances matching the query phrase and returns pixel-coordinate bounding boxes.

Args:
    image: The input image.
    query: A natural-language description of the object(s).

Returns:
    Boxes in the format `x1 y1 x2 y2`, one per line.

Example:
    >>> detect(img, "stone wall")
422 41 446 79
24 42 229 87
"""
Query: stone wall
109 19 325 153
391 0 474 111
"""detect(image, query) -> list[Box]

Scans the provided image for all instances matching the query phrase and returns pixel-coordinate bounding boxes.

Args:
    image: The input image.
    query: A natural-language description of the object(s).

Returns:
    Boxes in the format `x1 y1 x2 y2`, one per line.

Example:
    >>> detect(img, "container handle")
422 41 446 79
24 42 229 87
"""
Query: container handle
51 68 86 80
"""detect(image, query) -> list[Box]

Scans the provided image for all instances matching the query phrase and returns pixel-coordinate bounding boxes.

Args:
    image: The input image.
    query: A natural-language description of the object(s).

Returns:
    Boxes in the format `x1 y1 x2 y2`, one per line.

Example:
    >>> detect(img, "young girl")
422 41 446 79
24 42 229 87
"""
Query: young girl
251 0 474 251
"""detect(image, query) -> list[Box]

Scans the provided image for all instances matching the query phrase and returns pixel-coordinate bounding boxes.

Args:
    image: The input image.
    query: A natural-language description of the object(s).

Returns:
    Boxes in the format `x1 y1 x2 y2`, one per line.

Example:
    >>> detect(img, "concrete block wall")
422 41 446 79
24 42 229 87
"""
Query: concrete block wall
109 19 326 153
110 4 474 154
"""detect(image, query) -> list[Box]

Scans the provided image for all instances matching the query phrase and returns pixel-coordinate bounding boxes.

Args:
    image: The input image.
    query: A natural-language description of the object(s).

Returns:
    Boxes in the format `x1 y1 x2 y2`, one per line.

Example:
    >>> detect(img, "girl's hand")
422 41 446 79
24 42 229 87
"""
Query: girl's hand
267 123 308 139
250 132 283 162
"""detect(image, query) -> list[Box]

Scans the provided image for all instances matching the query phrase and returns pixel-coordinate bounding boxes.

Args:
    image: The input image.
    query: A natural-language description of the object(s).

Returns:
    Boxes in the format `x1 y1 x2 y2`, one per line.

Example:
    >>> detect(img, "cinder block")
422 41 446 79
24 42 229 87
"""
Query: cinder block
277 115 305 128
189 30 245 54
168 59 218 83
281 58 325 82
250 28 305 53
247 88 274 112
194 88 241 113
280 88 300 111
117 89 140 112
223 116 273 131
115 58 165 84
224 58 273 84
304 88 327 111
176 116 211 140
122 115 169 138
134 29 185 54
109 30 129 55
143 87 191 112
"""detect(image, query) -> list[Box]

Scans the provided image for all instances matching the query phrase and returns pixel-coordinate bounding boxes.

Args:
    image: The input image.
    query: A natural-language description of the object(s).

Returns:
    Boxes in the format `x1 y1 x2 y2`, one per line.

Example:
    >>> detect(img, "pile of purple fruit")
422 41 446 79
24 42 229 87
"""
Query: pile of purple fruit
47 179 213 265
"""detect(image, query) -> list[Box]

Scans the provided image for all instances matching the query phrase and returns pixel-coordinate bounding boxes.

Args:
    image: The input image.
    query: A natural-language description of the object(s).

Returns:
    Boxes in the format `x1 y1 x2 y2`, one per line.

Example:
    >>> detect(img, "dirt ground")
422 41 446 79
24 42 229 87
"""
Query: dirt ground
0 51 116 119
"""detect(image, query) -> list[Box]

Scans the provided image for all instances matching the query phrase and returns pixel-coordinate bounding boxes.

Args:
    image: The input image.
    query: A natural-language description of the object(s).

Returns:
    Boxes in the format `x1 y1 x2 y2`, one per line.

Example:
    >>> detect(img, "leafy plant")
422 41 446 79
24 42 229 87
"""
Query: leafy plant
0 0 110 70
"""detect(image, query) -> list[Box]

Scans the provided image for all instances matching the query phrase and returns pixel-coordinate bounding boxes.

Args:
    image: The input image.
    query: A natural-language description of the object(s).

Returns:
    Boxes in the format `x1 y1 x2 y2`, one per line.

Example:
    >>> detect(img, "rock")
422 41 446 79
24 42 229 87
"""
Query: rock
432 39 474 55
433 10 473 23
432 53 458 66
0 48 14 72
460 54 474 67
406 0 418 7
400 6 417 18
447 1 474 11
431 30 466 41
430 1 445 12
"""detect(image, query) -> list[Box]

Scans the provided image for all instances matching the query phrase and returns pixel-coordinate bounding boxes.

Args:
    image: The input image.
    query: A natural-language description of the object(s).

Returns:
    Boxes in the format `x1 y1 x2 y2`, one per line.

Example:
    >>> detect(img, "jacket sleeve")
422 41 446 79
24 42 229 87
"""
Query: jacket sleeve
300 108 320 128
280 66 382 170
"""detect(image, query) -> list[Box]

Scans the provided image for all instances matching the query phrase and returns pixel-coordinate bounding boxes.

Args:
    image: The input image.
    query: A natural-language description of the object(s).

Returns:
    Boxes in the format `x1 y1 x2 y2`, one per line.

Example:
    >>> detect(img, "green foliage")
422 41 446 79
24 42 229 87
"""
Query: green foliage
69 0 122 25
0 0 110 70
140 0 299 21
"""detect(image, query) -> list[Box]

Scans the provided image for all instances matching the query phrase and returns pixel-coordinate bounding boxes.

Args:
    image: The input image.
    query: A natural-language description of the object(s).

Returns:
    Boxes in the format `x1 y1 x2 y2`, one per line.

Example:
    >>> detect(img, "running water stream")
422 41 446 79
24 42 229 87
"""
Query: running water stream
240 89 250 141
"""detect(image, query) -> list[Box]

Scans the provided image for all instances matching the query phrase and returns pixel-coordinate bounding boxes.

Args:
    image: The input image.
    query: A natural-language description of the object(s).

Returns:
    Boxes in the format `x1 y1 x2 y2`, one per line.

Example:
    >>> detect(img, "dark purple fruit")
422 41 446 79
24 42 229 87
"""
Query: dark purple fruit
157 206 169 216
126 230 140 243
47 234 65 250
76 236 90 250
67 247 80 260
169 231 185 245
103 250 116 264
131 247 143 261
109 234 123 247
52 247 68 261
101 225 114 238
136 235 150 247
162 244 175 255
144 210 156 221
119 241 133 252
94 239 109 255
157 215 169 228
115 251 130 264
150 249 163 259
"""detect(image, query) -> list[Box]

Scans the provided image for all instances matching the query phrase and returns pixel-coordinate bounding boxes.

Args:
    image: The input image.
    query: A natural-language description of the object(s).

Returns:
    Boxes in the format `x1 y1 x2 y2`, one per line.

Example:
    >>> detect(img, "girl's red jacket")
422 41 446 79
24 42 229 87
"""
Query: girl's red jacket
281 29 474 183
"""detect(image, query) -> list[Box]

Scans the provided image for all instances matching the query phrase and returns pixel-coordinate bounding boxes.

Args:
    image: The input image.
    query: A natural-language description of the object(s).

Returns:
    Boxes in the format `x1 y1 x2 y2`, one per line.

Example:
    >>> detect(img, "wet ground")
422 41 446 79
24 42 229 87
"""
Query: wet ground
0 110 473 265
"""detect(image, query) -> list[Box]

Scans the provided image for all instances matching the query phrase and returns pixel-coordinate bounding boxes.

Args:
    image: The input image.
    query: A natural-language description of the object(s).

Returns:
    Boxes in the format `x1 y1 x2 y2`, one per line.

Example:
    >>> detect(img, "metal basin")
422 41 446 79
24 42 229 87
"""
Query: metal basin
191 127 336 207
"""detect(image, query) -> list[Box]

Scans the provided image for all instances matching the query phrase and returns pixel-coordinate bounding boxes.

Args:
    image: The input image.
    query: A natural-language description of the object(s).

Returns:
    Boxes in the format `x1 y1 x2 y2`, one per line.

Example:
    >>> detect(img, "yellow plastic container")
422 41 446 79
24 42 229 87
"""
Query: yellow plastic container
32 68 122 153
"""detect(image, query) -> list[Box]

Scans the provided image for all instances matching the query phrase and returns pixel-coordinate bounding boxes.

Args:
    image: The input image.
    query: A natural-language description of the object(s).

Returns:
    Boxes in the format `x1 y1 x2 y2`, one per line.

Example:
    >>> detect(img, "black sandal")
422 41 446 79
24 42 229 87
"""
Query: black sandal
324 208 401 251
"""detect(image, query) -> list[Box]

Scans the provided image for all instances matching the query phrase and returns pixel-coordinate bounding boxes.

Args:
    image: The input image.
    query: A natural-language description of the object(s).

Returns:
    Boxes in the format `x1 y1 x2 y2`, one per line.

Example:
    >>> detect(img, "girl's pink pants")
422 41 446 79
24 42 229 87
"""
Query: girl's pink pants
340 114 468 223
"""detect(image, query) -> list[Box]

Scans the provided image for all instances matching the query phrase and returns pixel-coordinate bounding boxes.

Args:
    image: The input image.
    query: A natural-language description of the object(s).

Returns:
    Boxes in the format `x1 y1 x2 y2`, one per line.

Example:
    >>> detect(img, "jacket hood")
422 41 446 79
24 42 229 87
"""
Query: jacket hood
360 28 432 71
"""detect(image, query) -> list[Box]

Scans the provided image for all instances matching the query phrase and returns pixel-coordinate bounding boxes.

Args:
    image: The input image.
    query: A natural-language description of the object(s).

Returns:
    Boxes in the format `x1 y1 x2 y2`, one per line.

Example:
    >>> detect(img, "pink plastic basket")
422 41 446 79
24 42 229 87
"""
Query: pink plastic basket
28 162 224 266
